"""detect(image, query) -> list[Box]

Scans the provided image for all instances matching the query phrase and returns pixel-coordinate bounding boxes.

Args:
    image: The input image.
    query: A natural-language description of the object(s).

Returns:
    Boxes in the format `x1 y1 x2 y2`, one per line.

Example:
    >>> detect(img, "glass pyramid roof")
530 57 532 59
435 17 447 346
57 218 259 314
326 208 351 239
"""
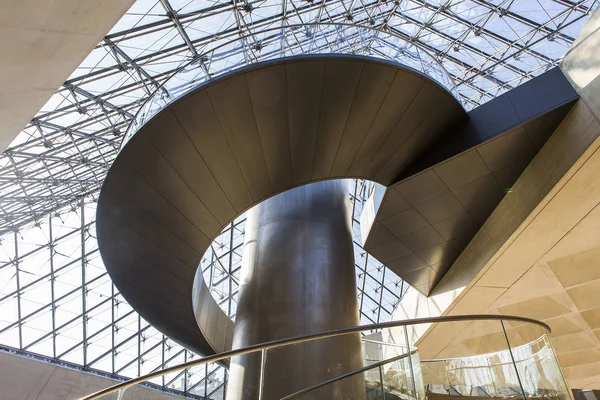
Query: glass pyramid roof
0 0 596 233
0 1 597 398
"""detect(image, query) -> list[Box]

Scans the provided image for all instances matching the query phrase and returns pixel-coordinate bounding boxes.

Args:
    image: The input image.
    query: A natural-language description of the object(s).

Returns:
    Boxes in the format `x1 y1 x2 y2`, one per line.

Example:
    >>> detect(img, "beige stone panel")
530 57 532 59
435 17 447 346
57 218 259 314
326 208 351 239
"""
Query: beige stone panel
564 361 600 381
549 249 600 289
429 322 509 360
459 330 509 355
421 363 447 386
581 308 600 330
503 321 548 346
459 319 517 342
434 340 473 359
546 313 592 338
545 205 600 260
573 376 600 390
567 281 600 311
432 319 508 359
497 294 574 320
553 331 600 354
489 263 566 309
0 0 134 151
416 320 472 359
559 348 600 368
476 103 600 288
580 73 600 123
545 217 600 282
0 351 183 400
447 286 505 315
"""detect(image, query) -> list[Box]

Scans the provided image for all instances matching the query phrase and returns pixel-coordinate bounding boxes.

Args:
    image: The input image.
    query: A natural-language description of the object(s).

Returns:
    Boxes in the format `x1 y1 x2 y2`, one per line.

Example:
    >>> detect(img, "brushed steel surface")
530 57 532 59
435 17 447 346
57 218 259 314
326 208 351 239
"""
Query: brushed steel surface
227 180 363 400
363 81 447 178
97 55 465 355
311 59 364 179
246 64 291 192
347 68 426 176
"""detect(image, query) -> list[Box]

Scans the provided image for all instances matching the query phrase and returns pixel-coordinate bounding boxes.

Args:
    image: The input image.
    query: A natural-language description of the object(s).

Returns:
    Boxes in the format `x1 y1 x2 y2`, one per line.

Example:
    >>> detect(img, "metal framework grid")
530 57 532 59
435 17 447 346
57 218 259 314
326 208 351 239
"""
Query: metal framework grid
0 0 596 235
0 0 597 398
0 179 405 399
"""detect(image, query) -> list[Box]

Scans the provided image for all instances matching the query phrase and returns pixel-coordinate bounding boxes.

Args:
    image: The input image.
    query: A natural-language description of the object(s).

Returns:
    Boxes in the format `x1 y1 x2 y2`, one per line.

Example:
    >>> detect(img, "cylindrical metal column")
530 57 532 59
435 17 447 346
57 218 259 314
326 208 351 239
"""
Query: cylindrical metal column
226 180 363 400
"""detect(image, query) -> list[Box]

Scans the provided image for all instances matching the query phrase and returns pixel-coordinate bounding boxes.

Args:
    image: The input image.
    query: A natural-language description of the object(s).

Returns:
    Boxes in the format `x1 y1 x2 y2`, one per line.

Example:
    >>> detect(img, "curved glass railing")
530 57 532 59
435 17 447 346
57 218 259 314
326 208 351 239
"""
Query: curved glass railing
79 315 572 400
121 22 461 150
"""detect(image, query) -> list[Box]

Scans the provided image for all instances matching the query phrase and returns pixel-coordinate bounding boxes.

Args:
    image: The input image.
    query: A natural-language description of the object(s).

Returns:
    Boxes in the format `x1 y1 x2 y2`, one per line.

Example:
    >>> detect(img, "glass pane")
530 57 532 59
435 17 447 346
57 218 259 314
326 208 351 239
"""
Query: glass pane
260 332 365 399
504 321 573 400
417 319 518 398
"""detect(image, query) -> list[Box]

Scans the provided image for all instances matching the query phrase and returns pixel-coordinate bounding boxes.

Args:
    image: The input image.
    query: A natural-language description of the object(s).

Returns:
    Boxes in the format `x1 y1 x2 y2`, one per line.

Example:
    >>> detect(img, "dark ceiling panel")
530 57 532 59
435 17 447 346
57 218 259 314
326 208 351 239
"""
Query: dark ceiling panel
395 170 448 207
246 64 292 193
125 136 222 237
312 59 364 180
397 67 578 180
362 77 577 295
206 74 273 202
172 91 253 213
330 62 397 176
286 60 326 185
347 70 426 176
145 111 236 225
374 96 465 183
364 81 446 177
433 150 491 191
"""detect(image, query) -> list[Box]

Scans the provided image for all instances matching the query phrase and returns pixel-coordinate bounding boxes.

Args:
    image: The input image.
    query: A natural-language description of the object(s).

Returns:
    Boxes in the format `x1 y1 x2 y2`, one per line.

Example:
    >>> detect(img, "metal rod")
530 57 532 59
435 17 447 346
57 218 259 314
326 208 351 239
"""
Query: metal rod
444 360 451 395
490 363 498 396
500 320 527 400
81 198 87 366
404 325 419 400
379 364 387 400
79 314 551 400
362 338 406 348
258 348 267 400
544 333 574 400
14 231 23 350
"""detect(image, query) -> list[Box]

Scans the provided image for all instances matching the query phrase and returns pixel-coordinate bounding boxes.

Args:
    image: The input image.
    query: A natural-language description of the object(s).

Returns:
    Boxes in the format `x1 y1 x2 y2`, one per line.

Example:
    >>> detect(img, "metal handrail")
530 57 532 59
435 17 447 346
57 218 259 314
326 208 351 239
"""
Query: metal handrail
79 314 550 400
362 338 408 348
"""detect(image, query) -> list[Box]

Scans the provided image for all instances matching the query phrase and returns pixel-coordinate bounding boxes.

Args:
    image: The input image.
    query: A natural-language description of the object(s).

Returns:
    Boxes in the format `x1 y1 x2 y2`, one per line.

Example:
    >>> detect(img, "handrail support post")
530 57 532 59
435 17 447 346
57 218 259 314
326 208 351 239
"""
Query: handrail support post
501 320 527 400
404 325 419 400
258 348 267 400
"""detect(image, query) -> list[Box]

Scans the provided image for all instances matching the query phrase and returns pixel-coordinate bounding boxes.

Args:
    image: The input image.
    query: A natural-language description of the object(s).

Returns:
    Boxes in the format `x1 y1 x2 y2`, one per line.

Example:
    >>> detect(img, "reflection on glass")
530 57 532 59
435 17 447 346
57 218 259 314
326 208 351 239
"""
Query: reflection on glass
507 327 573 400
421 321 572 400
83 317 573 400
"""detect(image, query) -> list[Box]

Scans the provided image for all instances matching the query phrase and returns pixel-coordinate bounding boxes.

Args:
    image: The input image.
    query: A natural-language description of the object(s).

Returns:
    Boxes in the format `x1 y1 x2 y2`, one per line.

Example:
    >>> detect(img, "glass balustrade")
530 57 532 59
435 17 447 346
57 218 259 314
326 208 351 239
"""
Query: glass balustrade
80 315 572 400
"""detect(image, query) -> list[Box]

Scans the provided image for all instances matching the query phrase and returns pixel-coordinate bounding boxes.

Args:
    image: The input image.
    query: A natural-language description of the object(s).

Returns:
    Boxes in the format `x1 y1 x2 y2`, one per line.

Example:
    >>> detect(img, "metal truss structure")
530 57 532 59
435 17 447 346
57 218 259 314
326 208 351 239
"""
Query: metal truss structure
0 0 598 398
0 0 596 236
0 178 405 399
